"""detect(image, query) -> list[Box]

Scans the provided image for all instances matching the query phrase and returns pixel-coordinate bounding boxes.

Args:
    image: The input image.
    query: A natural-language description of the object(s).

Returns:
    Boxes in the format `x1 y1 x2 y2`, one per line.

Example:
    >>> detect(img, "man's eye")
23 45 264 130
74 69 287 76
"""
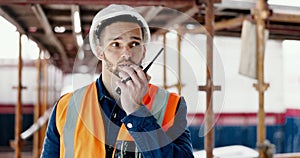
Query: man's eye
111 42 120 47
130 42 140 48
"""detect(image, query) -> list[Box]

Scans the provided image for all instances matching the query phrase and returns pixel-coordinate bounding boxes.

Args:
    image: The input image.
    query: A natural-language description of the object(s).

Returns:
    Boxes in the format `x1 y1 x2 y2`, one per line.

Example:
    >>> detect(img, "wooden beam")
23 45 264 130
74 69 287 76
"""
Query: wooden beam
270 13 300 23
15 33 23 158
31 4 70 71
0 0 195 7
155 4 199 35
48 15 71 22
215 15 250 30
139 6 163 22
0 7 26 34
165 5 199 29
204 0 215 158
199 0 222 3
33 51 42 158
163 33 167 90
177 26 182 95
252 0 270 157
40 59 48 155
0 9 50 59
186 15 251 34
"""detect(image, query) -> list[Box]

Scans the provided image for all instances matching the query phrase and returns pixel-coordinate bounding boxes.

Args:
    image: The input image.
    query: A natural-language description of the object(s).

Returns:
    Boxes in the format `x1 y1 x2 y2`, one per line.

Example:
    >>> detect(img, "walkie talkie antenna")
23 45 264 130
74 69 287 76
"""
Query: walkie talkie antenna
143 48 163 73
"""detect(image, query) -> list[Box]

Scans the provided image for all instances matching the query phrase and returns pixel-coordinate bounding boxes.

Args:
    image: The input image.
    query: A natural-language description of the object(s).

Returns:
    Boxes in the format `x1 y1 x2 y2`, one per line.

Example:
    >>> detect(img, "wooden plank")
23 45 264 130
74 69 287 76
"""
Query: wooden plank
275 153 300 158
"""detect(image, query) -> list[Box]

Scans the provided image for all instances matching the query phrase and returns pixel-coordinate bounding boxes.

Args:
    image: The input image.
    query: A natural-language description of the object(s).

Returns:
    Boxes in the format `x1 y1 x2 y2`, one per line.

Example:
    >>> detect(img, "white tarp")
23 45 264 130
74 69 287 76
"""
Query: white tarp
193 145 259 158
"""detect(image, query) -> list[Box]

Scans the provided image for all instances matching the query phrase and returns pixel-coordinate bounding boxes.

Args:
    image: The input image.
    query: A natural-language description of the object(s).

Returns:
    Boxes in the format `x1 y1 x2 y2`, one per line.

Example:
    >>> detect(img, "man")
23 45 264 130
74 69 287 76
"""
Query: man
41 4 194 158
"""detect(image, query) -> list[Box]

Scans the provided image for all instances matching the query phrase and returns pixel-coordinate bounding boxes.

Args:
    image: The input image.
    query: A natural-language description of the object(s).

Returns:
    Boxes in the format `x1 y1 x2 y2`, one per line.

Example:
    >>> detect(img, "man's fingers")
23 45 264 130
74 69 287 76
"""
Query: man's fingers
121 66 140 83
118 71 130 80
130 65 147 82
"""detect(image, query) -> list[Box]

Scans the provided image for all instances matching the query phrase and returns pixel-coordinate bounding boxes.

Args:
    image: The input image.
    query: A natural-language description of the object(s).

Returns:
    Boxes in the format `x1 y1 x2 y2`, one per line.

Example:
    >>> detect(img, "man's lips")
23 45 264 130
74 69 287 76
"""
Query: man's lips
118 63 134 67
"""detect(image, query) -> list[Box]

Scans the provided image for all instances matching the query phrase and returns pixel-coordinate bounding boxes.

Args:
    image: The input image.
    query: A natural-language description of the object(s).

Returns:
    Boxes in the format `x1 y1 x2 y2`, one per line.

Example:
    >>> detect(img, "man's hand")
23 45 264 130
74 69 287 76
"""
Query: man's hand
116 65 149 115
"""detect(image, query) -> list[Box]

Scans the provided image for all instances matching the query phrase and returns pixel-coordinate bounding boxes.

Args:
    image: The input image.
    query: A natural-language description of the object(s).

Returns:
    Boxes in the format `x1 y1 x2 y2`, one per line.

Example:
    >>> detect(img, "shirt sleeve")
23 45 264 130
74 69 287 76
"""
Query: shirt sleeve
40 104 60 158
121 97 194 158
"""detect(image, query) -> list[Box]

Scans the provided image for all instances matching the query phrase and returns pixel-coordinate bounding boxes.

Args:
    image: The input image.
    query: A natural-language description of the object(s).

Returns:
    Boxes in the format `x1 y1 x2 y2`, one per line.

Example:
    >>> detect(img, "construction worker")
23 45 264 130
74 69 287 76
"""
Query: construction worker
41 4 194 158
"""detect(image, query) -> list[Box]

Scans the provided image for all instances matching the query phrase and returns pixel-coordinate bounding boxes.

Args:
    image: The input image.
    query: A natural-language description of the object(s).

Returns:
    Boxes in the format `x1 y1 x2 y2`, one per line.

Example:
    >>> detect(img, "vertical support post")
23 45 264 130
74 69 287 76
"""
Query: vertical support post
177 26 182 95
52 67 56 105
163 33 167 90
199 1 221 157
33 50 42 158
54 68 61 100
39 59 48 154
252 0 270 157
205 0 215 157
15 33 23 158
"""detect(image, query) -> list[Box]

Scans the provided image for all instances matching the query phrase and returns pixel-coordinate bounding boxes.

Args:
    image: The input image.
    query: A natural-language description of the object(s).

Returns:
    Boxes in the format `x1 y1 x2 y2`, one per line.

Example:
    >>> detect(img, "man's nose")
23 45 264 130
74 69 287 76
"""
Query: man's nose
121 46 132 59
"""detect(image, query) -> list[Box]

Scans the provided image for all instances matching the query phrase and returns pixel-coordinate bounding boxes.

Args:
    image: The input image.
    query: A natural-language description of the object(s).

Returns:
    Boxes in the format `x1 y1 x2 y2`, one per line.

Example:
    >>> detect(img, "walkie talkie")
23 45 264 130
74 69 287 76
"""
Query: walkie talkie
115 48 164 95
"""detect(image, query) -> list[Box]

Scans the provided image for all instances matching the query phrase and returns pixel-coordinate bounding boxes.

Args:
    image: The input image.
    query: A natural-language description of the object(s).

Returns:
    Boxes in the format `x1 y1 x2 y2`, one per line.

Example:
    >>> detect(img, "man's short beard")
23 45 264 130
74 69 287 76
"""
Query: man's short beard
103 53 119 76
102 53 142 78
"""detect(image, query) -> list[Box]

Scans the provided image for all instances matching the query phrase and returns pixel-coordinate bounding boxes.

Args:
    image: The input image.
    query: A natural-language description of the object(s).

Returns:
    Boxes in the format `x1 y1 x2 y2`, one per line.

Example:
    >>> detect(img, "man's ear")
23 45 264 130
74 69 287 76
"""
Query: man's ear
96 46 104 60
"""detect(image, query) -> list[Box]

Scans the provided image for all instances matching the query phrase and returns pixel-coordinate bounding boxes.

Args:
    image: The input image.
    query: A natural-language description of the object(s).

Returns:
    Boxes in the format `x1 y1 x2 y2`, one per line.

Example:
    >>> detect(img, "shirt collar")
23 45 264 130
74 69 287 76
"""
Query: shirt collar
96 74 115 102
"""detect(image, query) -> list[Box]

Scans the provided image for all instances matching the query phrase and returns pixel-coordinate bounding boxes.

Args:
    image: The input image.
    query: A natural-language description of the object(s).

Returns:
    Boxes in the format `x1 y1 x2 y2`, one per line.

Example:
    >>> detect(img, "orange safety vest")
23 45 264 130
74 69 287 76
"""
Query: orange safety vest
56 82 180 158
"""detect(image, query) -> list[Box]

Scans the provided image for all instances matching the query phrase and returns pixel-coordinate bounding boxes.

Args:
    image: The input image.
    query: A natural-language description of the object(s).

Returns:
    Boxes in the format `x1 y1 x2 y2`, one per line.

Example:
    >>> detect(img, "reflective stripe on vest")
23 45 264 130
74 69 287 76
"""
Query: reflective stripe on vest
57 82 106 158
63 86 86 158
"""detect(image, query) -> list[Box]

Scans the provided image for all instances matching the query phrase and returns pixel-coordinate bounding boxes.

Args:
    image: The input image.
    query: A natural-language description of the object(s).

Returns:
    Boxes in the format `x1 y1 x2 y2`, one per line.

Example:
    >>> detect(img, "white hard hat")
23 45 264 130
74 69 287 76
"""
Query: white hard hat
89 4 151 58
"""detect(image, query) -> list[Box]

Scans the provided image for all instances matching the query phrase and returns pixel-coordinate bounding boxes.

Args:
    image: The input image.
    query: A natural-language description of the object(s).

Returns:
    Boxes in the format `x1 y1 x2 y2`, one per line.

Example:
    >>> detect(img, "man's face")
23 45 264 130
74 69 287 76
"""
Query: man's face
97 22 145 76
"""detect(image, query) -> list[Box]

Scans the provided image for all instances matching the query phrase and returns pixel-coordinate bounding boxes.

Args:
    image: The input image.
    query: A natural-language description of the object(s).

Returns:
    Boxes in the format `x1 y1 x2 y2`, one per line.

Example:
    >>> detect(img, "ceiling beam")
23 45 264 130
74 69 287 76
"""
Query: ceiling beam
212 25 300 41
139 6 164 22
0 0 195 7
0 7 26 34
0 6 49 55
31 4 70 71
186 15 250 34
270 13 300 23
48 15 71 22
155 4 199 35
216 15 249 30
164 5 199 29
